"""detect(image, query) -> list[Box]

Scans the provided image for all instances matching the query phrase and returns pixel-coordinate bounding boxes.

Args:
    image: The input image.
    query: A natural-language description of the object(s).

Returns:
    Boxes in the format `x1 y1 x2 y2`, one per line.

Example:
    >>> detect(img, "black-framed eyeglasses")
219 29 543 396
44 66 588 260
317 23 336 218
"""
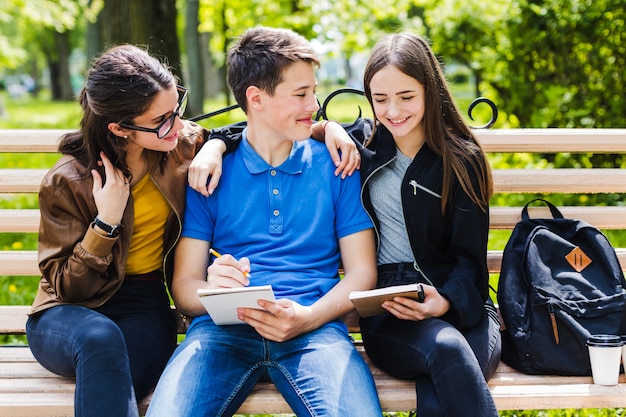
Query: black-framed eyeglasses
119 85 188 139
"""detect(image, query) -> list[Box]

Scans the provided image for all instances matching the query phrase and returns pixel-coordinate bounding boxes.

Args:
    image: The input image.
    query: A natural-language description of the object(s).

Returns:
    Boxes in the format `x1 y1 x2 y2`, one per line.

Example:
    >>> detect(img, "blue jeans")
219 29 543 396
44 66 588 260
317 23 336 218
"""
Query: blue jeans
360 266 501 417
26 279 177 417
146 318 383 417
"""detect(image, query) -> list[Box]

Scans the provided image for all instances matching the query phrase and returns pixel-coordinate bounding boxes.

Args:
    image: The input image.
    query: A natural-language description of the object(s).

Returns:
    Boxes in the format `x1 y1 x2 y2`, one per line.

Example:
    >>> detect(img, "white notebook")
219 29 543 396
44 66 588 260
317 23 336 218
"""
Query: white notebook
197 285 276 325
349 283 424 317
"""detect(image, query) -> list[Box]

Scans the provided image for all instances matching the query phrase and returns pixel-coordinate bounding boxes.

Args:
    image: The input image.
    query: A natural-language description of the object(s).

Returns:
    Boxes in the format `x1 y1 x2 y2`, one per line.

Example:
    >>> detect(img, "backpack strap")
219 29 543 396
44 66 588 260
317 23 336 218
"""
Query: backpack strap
521 198 564 220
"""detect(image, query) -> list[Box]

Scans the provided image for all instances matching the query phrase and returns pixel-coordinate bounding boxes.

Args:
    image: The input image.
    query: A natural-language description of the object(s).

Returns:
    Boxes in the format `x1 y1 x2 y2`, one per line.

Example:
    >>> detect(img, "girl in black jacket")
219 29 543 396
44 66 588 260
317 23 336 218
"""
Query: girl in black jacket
346 32 501 417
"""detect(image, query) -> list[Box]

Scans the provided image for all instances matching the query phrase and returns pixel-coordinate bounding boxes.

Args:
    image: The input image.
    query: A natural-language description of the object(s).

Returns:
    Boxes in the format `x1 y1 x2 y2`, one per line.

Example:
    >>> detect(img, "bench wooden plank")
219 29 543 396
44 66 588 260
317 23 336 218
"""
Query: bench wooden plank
492 168 626 193
0 130 64 152
5 167 626 194
0 394 74 417
0 307 30 336
2 344 626 415
2 128 626 154
0 209 40 233
476 128 626 153
0 169 48 193
489 206 626 229
0 251 39 276
5 248 626 280
4 206 626 235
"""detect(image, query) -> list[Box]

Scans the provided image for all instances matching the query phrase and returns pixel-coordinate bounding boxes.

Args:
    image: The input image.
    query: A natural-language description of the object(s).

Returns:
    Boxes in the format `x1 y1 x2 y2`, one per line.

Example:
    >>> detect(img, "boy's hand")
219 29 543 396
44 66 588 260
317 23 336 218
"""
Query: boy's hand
206 254 251 288
238 298 316 342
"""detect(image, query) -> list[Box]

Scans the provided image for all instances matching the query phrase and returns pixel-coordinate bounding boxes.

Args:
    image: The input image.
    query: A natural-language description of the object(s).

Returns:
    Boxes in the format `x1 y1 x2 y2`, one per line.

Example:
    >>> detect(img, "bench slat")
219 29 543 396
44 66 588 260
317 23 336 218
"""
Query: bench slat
0 209 40 233
5 168 626 194
0 169 48 193
5 249 626 281
2 344 626 414
0 130 64 152
476 128 626 153
489 206 626 229
0 252 39 276
0 394 74 417
4 206 626 234
0 307 30 336
492 168 626 193
2 128 626 154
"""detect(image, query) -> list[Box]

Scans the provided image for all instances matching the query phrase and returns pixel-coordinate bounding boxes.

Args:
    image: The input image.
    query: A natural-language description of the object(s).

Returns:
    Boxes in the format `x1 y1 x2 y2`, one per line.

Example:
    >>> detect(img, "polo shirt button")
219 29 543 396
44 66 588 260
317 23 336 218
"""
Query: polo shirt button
273 189 279 195
270 170 277 176
273 210 280 216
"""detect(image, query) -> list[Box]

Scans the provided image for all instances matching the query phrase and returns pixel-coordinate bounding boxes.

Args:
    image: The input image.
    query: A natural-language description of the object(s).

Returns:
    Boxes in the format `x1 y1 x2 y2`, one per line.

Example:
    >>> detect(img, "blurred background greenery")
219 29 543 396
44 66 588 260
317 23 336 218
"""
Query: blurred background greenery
1 1 625 415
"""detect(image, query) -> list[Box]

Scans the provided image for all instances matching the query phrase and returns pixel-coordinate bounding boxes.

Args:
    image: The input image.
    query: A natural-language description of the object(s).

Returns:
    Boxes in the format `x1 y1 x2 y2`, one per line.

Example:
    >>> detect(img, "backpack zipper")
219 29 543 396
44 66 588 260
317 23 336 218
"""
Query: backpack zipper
548 303 560 344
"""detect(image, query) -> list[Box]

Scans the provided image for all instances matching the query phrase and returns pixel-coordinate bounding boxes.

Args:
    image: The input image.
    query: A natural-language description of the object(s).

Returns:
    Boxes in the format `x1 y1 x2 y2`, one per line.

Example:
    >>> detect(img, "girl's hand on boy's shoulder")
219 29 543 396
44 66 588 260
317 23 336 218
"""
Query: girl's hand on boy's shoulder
322 121 361 178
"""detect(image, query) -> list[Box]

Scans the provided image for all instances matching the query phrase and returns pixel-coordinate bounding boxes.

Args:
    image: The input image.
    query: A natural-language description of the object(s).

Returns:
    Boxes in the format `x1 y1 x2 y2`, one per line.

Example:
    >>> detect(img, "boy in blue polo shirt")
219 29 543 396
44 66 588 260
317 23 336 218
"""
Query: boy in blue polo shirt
146 27 383 417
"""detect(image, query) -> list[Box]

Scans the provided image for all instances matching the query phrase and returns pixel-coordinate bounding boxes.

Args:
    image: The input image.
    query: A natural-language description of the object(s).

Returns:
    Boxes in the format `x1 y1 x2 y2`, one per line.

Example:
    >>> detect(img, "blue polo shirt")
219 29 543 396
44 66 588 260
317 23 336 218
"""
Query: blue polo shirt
182 131 373 307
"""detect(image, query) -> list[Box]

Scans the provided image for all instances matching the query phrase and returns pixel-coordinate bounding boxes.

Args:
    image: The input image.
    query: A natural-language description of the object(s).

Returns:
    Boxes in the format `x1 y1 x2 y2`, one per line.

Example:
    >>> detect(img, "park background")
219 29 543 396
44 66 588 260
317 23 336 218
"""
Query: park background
1 0 625 416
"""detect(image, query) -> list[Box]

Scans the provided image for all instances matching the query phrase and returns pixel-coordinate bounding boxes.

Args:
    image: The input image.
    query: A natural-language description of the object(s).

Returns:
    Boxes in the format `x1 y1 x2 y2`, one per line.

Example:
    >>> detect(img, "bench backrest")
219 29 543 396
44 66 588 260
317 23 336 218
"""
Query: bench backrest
2 127 626 335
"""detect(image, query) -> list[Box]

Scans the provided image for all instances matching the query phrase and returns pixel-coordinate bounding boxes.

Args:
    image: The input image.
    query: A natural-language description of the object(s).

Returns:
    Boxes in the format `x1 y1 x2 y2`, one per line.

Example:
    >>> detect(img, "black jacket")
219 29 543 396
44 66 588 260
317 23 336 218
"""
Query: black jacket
360 125 490 329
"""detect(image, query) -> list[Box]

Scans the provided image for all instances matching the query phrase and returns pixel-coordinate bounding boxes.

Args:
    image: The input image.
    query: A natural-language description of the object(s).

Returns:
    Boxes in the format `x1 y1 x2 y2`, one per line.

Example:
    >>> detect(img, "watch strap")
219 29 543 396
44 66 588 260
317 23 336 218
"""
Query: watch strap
93 216 122 237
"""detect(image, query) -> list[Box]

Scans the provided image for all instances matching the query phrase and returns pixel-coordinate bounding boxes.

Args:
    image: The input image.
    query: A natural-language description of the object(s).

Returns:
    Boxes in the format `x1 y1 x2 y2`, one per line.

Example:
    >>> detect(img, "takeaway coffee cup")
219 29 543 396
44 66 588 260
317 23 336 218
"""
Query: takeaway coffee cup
587 334 622 385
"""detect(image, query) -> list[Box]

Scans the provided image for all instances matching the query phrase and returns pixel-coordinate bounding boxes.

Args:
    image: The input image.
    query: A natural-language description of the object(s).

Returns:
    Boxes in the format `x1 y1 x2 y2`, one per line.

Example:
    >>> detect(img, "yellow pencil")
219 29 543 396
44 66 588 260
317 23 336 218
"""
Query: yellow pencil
209 248 251 278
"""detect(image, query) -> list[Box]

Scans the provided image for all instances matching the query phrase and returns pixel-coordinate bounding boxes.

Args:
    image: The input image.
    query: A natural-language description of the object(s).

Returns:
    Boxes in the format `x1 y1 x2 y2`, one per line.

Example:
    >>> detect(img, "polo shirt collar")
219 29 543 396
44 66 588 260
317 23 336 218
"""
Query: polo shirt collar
241 128 306 175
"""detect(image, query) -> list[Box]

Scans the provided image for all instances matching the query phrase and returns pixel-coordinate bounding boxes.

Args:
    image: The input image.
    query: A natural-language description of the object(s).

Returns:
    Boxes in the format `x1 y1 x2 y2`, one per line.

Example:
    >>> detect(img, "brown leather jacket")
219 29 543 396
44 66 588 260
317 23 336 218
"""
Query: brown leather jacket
30 121 208 314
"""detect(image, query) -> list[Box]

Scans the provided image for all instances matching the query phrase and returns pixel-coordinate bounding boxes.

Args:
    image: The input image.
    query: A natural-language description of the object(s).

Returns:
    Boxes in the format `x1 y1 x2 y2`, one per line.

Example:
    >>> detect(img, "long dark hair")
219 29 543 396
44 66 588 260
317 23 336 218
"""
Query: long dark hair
59 44 176 178
363 33 492 213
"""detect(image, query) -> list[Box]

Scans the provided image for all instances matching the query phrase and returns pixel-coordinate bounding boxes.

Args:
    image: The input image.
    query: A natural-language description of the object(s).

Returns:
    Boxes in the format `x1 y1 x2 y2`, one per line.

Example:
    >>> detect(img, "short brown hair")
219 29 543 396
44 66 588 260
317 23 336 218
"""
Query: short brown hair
227 27 319 113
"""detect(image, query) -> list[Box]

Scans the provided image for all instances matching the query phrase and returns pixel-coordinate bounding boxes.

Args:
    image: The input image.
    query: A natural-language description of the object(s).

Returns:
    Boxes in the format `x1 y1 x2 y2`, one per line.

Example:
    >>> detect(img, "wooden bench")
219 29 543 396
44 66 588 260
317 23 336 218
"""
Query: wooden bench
3 127 626 416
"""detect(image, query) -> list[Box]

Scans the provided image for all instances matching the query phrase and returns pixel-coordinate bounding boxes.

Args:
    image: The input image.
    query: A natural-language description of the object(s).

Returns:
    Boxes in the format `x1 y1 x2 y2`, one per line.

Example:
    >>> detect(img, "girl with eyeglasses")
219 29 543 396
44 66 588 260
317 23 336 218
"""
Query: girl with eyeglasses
24 44 227 417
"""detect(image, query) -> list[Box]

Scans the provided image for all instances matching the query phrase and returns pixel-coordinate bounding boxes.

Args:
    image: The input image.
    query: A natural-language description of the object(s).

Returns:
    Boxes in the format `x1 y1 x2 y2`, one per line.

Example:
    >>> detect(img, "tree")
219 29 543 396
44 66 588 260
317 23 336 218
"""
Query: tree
1 0 100 101
493 0 626 127
424 0 509 99
184 0 205 115
198 0 318 105
97 0 183 82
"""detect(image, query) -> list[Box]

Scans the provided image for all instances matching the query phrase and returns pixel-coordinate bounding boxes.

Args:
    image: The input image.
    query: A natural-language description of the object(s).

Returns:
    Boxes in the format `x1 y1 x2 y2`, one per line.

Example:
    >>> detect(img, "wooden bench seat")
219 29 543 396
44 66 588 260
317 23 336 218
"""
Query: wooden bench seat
3 327 626 415
2 127 626 415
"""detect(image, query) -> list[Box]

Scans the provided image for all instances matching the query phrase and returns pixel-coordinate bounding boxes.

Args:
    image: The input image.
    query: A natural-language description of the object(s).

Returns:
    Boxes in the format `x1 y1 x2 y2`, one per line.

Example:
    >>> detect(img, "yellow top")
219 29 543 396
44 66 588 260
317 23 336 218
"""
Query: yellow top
125 174 170 275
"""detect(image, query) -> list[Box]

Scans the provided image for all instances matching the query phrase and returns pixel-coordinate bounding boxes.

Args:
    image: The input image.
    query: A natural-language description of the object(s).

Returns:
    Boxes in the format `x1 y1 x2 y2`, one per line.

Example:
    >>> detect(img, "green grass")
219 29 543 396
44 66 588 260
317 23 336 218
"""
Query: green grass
2 90 626 416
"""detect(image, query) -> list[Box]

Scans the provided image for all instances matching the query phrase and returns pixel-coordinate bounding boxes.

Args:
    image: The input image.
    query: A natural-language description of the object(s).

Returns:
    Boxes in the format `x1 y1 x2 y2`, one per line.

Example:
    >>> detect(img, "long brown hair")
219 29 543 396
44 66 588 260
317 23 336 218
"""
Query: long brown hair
59 44 176 179
363 33 492 213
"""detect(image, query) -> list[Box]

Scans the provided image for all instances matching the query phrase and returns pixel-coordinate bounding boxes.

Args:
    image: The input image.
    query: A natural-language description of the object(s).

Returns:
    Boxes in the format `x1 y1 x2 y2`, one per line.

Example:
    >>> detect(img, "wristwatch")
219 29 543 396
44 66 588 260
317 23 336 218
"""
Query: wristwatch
93 216 122 237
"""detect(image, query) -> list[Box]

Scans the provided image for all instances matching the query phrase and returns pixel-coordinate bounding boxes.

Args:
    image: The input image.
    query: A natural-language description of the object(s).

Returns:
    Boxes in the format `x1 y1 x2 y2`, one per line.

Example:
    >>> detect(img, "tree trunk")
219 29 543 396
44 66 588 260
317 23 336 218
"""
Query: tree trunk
47 31 74 101
85 17 102 62
201 32 220 99
184 0 204 116
99 0 182 81
220 5 231 107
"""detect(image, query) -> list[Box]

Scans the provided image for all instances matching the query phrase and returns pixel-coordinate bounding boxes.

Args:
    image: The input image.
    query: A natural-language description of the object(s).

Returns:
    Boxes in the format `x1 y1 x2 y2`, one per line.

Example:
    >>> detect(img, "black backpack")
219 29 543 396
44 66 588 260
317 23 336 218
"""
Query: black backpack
497 198 626 375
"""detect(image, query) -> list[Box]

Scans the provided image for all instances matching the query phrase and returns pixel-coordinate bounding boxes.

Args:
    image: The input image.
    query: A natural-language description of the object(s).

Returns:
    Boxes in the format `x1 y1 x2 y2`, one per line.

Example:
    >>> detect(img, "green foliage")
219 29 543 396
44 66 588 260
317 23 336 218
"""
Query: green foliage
493 0 626 127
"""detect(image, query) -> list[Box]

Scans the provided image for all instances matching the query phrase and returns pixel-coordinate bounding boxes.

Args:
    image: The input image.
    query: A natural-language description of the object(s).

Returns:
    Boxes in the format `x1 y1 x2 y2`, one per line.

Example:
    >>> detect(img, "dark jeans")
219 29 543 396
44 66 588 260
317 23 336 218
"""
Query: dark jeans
360 264 501 417
26 278 177 417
